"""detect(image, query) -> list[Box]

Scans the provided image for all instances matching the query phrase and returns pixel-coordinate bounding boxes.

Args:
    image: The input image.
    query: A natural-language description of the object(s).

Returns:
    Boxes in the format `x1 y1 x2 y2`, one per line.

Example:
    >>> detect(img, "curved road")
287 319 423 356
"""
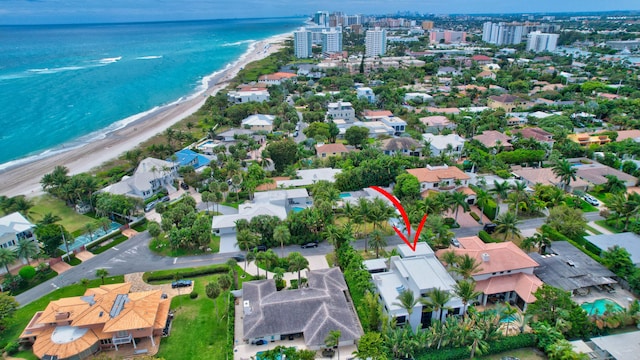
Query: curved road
16 211 603 306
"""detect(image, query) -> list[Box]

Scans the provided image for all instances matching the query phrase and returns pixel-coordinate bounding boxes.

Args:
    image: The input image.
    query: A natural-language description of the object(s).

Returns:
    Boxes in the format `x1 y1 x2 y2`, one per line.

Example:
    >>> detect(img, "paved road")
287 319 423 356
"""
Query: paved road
16 211 604 306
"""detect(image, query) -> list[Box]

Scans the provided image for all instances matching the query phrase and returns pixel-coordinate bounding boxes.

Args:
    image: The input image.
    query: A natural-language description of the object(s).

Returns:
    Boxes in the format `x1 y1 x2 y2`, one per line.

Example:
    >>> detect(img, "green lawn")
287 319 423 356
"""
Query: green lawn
156 266 250 360
149 235 220 257
595 219 622 234
29 195 95 233
0 276 124 351
564 197 598 212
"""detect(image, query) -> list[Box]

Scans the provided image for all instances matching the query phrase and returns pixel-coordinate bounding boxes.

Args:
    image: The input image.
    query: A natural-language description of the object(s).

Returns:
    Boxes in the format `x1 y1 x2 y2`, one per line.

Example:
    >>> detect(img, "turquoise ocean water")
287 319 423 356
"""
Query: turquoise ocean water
0 18 303 168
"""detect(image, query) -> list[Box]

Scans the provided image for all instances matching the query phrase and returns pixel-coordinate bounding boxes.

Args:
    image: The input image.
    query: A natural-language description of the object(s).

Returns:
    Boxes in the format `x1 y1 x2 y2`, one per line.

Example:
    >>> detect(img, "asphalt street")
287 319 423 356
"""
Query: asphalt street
15 211 604 307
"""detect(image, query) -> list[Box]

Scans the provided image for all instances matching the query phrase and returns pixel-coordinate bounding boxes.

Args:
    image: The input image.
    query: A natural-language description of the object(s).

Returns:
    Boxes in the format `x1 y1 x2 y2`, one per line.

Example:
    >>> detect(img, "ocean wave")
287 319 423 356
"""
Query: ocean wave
27 66 87 74
0 73 30 81
136 55 163 60
221 39 255 47
97 56 122 64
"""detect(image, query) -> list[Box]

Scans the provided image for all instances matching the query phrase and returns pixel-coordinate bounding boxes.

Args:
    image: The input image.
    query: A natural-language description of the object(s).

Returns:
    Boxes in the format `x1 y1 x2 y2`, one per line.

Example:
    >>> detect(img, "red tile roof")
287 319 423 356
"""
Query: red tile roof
472 55 492 62
259 72 297 81
316 143 349 155
406 166 470 183
475 273 542 303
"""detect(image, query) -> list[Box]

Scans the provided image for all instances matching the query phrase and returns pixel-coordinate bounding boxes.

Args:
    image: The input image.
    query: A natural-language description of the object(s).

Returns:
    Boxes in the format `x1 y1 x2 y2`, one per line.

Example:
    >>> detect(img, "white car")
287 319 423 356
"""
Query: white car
583 194 600 206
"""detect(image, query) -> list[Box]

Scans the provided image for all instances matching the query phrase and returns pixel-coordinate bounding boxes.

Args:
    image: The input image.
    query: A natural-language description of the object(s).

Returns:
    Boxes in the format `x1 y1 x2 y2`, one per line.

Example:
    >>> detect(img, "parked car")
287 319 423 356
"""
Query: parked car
160 195 171 203
231 254 245 262
301 242 318 249
171 279 193 289
583 194 600 206
251 245 267 252
180 182 189 190
144 201 158 212
483 223 497 234
294 131 299 137
254 339 267 345
450 238 461 247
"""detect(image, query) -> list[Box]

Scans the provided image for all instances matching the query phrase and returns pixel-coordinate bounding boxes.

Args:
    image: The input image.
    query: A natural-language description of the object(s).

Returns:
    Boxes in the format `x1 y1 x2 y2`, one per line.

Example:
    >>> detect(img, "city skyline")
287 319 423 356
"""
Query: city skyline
2 0 640 25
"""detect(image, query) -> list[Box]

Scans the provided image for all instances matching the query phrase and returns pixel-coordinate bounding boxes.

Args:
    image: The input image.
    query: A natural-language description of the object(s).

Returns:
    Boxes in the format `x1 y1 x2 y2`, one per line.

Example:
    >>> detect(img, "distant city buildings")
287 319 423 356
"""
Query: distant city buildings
294 28 312 58
428 30 467 44
421 20 434 30
482 22 523 45
527 31 559 52
321 27 343 54
365 27 387 57
313 11 329 27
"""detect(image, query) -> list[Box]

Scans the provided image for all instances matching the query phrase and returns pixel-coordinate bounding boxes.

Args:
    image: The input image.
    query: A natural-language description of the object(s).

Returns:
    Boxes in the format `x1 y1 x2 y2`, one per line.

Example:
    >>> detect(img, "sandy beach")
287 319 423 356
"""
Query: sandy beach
0 33 291 198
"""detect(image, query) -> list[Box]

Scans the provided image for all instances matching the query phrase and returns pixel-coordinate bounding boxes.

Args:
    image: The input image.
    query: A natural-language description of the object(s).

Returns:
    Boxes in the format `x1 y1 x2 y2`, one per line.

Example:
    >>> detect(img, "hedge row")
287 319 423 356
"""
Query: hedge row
469 211 480 222
226 292 235 360
144 264 230 282
483 199 498 220
478 230 500 243
416 333 536 360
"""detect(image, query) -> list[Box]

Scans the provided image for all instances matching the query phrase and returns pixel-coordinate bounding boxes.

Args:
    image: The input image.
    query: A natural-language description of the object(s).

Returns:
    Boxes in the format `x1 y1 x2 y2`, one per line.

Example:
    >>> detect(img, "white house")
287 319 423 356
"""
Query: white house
0 212 37 273
241 114 275 132
372 243 464 331
101 158 178 200
379 116 407 135
211 189 310 236
227 88 270 104
356 87 376 103
422 133 466 158
327 101 356 122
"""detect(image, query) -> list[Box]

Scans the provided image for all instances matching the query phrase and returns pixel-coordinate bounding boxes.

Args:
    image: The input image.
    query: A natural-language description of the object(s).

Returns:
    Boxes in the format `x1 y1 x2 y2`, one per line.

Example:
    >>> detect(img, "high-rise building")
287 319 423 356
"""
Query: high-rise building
422 20 434 30
365 27 387 57
322 28 343 54
313 11 329 27
526 31 559 52
482 22 524 45
429 30 467 44
294 28 312 58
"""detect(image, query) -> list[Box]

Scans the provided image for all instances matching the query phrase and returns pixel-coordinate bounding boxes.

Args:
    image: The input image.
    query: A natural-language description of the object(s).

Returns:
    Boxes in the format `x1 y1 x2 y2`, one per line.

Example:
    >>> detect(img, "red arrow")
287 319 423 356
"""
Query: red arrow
370 186 428 252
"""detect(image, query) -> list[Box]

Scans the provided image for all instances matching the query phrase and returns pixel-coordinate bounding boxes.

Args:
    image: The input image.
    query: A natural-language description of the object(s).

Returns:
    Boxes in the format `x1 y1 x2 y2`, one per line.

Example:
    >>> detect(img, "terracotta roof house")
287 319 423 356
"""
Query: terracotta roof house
315 143 350 158
20 283 170 360
436 236 543 310
472 54 492 64
380 137 422 157
615 129 640 142
473 130 513 150
420 115 455 133
476 70 496 80
406 165 470 196
242 268 363 349
513 127 555 148
228 86 270 104
567 133 611 146
488 95 533 112
362 109 393 120
426 107 460 115
572 160 637 187
512 167 590 192
258 72 297 85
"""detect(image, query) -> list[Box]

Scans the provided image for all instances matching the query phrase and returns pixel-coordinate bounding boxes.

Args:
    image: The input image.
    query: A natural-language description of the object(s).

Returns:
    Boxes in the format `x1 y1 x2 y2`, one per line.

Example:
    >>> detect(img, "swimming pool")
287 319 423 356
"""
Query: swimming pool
580 298 623 316
339 193 352 198
59 221 121 252
291 207 305 213
500 314 518 323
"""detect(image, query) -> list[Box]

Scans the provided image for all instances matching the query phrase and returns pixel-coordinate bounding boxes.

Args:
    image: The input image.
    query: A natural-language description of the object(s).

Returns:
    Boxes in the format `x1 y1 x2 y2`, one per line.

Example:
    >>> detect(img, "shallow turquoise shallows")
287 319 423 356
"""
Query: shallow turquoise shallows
580 298 623 316
0 18 303 166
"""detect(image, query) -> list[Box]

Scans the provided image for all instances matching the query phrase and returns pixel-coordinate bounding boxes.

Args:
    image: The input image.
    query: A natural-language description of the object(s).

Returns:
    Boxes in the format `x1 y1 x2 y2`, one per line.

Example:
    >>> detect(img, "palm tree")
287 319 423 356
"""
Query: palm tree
0 248 18 274
95 268 109 285
244 251 256 276
236 229 257 256
273 225 290 257
450 191 470 225
455 254 483 279
255 251 267 278
490 180 510 207
369 229 387 258
262 250 279 279
521 232 551 254
604 175 627 194
422 288 453 323
393 289 419 319
325 330 341 359
37 212 61 226
499 303 519 335
441 251 459 270
551 159 577 192
15 239 40 265
287 252 309 285
453 280 481 319
494 212 521 240
475 188 491 224
509 181 528 219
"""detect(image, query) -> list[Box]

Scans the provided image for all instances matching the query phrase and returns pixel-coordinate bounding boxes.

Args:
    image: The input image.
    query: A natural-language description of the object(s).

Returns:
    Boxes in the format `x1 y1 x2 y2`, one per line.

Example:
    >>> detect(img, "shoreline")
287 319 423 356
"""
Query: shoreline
0 32 292 198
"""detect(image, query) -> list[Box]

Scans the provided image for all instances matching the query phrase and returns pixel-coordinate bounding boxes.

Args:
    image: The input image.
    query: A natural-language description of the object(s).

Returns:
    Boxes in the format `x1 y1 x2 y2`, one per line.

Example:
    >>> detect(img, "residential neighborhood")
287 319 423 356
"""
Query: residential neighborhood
6 8 640 360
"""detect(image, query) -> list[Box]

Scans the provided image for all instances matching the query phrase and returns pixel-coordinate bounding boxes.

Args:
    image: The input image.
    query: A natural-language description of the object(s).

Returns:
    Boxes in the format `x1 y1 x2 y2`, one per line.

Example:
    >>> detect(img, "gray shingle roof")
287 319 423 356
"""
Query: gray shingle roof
242 268 362 346
529 241 616 291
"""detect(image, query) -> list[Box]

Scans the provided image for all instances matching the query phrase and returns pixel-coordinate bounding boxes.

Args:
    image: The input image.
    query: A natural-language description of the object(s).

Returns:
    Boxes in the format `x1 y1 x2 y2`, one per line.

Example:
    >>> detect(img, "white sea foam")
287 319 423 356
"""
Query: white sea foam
98 56 122 64
222 39 255 47
136 55 163 60
27 66 87 74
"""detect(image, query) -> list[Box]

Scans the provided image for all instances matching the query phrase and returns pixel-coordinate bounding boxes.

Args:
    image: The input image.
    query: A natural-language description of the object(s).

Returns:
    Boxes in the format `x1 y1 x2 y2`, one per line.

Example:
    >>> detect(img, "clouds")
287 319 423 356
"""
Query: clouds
1 0 640 25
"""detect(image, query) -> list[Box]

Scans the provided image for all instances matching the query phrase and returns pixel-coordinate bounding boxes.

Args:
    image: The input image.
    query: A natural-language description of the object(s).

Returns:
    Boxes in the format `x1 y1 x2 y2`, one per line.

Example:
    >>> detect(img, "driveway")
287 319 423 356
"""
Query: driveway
220 233 240 253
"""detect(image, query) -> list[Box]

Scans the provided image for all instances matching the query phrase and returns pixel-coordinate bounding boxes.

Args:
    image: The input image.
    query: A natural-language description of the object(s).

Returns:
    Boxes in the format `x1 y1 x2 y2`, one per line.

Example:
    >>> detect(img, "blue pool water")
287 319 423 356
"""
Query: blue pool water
291 207 304 213
500 314 517 323
60 221 121 252
339 193 352 198
580 298 623 316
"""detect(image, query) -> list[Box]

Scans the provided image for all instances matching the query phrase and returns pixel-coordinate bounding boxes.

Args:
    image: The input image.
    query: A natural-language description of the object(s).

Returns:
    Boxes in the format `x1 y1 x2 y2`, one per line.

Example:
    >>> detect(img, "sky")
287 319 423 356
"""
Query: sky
1 0 640 25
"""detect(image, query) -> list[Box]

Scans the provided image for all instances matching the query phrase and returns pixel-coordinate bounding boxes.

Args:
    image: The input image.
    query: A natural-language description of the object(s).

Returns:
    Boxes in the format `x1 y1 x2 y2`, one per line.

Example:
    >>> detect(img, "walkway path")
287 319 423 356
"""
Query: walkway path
587 221 613 235
240 254 329 282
